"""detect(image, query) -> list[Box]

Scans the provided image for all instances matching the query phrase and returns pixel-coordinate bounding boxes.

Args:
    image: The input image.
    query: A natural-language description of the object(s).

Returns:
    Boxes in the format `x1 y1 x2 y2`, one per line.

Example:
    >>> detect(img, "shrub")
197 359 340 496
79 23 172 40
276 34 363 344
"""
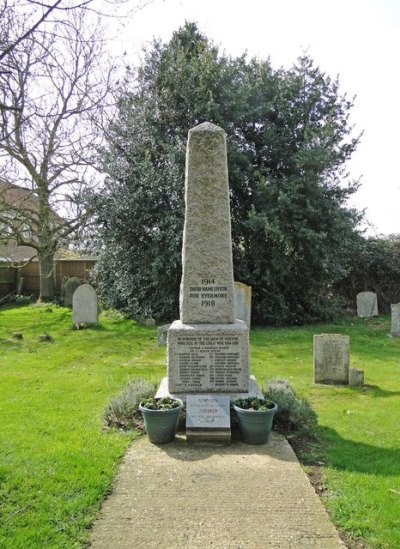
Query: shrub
100 308 127 321
140 396 181 410
233 397 275 411
335 234 400 314
263 378 318 434
103 378 156 430
15 294 33 305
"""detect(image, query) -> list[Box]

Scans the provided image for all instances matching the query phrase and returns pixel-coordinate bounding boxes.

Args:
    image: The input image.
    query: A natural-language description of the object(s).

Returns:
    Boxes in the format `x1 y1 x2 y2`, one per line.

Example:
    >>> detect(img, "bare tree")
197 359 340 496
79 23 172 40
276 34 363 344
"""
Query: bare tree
0 4 116 300
0 0 145 63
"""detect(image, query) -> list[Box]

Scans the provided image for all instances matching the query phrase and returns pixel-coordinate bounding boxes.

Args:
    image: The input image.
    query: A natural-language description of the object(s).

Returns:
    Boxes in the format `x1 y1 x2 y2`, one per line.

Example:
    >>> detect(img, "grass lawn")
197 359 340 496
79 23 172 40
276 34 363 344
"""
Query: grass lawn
0 304 165 548
0 304 399 548
251 317 400 548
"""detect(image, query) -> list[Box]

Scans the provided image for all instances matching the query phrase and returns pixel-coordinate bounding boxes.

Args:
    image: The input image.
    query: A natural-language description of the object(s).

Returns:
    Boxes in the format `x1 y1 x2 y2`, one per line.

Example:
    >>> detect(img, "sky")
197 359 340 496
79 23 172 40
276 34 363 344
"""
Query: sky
106 0 400 236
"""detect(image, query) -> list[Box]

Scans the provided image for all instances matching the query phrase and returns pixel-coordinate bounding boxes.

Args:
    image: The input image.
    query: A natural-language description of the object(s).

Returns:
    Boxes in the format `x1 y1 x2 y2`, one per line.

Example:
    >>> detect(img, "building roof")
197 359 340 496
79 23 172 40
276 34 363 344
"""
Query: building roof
0 180 64 224
0 244 37 262
0 244 97 263
0 180 71 261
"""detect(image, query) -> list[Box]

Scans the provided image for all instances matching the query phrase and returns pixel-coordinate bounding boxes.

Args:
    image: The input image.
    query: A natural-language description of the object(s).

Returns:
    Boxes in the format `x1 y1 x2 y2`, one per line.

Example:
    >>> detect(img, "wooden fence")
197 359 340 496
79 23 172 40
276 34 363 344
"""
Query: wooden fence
0 259 97 297
0 264 17 298
21 259 97 295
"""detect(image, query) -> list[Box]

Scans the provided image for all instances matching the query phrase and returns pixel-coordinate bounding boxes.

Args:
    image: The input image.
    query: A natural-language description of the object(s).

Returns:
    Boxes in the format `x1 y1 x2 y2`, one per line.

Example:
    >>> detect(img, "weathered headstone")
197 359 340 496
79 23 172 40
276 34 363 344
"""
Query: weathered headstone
157 323 171 346
144 317 156 326
313 334 350 385
167 122 249 396
72 284 98 325
234 281 252 328
64 277 81 307
390 303 400 336
356 291 378 318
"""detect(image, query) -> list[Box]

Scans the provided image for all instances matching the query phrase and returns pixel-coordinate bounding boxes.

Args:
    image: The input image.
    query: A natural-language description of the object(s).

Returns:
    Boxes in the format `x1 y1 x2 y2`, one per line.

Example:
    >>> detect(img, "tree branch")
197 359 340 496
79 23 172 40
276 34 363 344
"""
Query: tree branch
0 1 64 63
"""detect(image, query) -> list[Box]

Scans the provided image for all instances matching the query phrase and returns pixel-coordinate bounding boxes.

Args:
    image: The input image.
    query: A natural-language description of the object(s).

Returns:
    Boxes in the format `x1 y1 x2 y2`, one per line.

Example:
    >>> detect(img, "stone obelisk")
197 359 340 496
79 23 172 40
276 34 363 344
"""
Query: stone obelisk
167 122 249 394
180 122 235 325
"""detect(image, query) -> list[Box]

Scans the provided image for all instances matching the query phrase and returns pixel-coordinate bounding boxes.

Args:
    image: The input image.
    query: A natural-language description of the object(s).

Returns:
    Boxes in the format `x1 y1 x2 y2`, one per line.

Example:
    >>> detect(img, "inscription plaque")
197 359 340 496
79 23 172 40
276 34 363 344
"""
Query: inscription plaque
186 394 230 429
188 279 230 313
168 320 249 393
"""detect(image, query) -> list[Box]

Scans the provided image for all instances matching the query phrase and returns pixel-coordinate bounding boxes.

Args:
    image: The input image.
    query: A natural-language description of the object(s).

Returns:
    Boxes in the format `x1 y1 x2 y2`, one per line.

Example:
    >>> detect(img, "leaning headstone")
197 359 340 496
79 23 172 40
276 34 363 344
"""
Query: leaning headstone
64 277 81 307
157 323 171 346
356 291 378 318
234 281 252 328
390 303 400 337
72 284 98 325
167 122 249 397
313 334 350 385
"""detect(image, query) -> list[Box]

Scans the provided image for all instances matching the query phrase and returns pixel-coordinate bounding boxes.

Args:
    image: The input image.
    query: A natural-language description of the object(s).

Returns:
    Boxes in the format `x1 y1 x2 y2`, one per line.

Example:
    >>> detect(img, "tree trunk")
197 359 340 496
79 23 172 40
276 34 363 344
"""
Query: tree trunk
38 250 56 301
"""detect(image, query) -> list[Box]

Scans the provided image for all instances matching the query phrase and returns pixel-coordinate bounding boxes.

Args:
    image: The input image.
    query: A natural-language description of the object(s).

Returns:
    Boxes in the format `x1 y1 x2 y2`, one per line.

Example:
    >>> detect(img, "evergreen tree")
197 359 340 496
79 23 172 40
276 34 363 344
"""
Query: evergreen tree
94 22 362 324
335 235 400 313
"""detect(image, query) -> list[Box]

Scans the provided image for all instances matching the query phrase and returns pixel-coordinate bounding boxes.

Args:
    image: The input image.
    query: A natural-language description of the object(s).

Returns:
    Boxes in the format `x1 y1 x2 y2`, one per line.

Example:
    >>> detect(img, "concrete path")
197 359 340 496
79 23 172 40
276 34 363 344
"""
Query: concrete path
90 433 345 548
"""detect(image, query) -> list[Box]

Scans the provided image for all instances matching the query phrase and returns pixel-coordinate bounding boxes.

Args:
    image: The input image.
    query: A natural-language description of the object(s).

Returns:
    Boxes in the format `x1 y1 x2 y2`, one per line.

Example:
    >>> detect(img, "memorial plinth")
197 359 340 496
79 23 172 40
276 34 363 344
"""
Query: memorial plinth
168 320 249 393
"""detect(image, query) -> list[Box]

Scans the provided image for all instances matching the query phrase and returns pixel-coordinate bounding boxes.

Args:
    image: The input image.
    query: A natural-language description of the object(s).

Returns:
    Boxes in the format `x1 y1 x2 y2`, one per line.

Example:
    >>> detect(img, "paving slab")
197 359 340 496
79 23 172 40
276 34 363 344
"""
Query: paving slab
89 432 345 548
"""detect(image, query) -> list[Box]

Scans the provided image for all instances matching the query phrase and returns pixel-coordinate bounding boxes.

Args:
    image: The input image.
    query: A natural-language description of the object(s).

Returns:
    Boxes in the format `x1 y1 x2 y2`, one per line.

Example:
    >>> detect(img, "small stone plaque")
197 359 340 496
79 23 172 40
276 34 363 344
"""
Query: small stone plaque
186 394 230 429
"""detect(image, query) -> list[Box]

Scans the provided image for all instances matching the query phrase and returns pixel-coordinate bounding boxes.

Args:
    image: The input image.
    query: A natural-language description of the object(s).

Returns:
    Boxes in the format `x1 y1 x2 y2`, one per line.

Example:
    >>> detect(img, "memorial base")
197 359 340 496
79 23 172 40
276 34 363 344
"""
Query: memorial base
155 375 263 403
186 428 231 444
167 319 249 393
155 376 262 444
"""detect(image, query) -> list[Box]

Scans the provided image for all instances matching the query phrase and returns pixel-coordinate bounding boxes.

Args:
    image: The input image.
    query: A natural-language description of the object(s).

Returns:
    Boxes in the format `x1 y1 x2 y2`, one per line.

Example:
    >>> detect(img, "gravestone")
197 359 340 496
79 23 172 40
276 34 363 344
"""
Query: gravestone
157 323 171 346
313 334 350 385
356 291 378 318
167 122 249 397
390 303 400 337
72 284 98 325
64 277 81 307
234 281 252 328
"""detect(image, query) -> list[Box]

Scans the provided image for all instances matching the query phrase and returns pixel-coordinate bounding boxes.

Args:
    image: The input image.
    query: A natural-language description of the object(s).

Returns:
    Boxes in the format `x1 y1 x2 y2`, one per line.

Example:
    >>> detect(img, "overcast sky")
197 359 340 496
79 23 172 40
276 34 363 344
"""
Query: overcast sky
107 0 400 236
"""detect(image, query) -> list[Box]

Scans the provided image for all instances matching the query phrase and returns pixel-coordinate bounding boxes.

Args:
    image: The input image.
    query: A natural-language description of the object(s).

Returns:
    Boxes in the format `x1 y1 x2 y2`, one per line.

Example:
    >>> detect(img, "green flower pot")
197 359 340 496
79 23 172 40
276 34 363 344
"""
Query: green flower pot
233 401 278 445
139 399 183 444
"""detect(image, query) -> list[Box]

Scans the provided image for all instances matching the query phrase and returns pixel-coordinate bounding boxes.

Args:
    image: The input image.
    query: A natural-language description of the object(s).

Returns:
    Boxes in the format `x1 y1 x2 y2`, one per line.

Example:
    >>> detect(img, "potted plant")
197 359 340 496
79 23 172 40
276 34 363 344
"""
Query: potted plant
139 396 183 444
232 397 278 445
